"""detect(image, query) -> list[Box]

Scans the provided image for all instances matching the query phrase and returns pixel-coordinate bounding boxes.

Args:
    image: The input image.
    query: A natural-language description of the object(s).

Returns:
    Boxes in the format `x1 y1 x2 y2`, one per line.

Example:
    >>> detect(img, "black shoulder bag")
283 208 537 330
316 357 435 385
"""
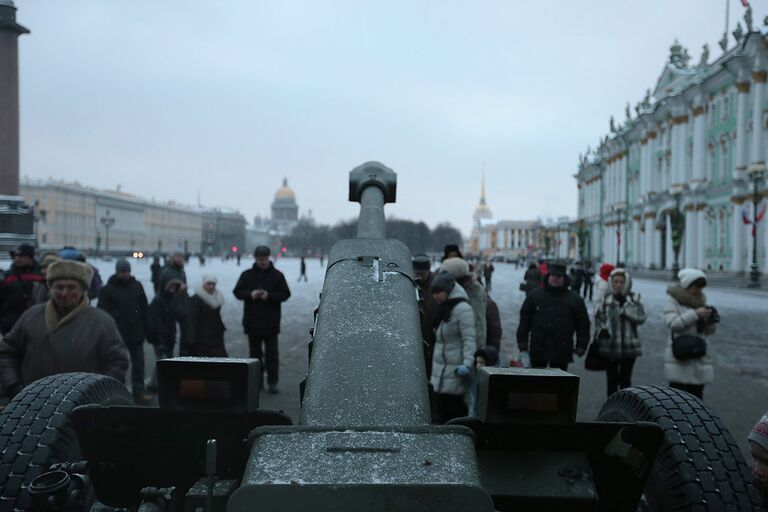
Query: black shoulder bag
671 333 706 361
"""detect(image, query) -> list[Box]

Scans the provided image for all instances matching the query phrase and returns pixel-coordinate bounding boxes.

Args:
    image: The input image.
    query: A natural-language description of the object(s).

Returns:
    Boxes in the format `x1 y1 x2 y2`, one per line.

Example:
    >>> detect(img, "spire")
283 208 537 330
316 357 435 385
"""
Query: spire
283 177 288 187
480 171 487 206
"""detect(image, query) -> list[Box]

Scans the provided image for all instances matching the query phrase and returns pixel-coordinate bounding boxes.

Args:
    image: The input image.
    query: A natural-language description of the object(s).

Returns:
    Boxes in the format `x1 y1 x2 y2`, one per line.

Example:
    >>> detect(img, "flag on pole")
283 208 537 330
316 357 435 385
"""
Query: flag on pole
741 0 750 7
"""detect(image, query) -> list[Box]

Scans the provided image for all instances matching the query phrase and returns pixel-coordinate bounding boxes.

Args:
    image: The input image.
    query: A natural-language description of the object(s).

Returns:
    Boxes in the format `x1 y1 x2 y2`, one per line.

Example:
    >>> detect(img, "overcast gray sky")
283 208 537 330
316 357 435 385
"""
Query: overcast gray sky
15 1 764 235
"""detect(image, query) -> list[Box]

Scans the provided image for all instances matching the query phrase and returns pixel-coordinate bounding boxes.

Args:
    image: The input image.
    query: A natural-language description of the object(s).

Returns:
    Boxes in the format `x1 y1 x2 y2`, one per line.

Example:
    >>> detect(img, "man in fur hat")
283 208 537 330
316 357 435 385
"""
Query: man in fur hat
0 260 129 399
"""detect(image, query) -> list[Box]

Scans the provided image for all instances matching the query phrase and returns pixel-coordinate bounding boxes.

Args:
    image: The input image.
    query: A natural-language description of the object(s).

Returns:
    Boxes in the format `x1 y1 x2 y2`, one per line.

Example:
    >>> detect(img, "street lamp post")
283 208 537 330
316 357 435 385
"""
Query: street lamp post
33 200 46 247
100 209 116 255
747 164 766 288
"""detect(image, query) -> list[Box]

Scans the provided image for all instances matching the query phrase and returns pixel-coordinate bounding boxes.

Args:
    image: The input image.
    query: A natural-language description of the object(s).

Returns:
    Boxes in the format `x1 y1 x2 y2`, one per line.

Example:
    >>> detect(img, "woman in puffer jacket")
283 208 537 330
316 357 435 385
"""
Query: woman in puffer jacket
663 268 717 399
430 271 476 423
593 268 646 397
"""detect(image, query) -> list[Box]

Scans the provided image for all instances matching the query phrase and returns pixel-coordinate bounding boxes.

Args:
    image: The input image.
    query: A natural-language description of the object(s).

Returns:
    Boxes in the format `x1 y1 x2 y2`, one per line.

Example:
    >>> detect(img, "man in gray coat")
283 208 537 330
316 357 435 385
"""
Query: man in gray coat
0 260 129 399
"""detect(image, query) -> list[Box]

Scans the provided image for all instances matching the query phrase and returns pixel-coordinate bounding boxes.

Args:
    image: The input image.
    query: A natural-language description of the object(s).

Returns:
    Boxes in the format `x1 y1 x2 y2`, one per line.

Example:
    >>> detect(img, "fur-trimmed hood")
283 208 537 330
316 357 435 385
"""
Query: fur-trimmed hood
666 283 707 309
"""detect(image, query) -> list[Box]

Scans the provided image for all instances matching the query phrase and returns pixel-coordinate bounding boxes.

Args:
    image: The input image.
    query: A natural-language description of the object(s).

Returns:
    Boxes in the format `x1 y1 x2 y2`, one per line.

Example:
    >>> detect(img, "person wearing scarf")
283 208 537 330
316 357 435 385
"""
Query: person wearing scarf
429 271 476 423
593 268 646 397
0 260 128 399
187 274 227 357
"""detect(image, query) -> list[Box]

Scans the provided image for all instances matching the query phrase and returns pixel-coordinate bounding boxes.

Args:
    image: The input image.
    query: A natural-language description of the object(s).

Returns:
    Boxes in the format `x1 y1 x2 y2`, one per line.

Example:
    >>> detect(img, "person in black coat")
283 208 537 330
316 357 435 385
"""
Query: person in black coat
233 246 291 394
523 263 541 297
150 255 162 293
187 274 227 357
97 258 149 401
516 262 590 371
0 244 44 335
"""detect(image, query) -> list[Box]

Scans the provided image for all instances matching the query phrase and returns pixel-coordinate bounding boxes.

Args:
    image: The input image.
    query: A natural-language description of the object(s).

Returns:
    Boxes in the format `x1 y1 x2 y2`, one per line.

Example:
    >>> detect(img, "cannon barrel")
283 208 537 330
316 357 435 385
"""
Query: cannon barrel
299 161 430 426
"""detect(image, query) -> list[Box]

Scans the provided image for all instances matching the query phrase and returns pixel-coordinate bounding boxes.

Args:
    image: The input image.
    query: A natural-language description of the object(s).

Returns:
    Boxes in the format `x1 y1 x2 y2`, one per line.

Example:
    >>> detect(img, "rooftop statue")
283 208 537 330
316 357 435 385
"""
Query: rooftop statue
609 116 616 133
732 22 744 44
643 89 652 107
625 102 631 122
744 5 753 33
699 44 709 68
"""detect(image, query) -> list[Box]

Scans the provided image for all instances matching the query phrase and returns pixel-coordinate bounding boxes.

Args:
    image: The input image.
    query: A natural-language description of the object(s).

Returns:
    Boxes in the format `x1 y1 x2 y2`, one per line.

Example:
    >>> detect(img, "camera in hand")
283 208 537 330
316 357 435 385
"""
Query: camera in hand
707 306 720 323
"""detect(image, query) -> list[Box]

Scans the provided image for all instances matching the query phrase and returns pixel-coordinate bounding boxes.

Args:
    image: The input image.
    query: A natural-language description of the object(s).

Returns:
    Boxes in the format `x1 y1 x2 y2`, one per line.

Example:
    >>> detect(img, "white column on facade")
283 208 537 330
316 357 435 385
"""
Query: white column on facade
684 206 698 268
644 215 654 268
696 208 706 268
691 103 706 183
632 218 640 266
665 214 673 270
751 71 767 168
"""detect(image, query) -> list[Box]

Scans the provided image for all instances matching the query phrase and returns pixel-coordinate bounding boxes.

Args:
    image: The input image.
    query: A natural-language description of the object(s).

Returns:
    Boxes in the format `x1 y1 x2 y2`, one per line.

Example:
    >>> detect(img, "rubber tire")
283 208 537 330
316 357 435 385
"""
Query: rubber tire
0 373 132 512
598 385 761 511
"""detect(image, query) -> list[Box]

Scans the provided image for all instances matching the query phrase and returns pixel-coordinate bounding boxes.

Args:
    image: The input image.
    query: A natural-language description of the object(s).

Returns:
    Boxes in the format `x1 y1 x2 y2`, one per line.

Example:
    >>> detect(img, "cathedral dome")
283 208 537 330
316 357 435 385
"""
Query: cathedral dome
274 178 295 200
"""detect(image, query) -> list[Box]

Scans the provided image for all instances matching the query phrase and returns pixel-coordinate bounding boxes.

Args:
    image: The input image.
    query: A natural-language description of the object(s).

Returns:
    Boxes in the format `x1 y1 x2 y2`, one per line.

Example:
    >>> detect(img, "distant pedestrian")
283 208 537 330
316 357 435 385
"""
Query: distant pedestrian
748 413 768 504
0 260 129 399
593 268 646 397
523 263 541 296
582 262 595 301
0 244 44 335
187 275 227 357
320 254 325 266
98 258 150 402
517 262 590 371
159 251 191 355
569 263 584 293
236 252 242 266
429 271 475 423
150 255 162 293
483 261 495 292
440 257 487 349
663 268 718 399
413 253 437 377
298 257 308 282
233 246 291 394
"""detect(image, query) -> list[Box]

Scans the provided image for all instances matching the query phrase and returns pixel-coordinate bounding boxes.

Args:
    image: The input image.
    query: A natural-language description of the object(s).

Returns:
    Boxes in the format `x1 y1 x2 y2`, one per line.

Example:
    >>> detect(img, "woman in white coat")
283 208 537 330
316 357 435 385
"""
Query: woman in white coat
430 271 476 423
663 268 718 399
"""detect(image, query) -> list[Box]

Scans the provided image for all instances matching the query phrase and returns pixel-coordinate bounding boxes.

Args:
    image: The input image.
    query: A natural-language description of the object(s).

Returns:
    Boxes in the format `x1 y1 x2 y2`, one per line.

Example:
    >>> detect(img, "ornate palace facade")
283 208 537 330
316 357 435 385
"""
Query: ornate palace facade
576 19 768 272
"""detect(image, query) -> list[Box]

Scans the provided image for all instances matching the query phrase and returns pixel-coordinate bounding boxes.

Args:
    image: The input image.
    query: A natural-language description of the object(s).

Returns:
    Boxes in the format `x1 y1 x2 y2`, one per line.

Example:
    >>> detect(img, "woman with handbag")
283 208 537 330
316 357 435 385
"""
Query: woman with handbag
663 268 717 399
593 268 646 397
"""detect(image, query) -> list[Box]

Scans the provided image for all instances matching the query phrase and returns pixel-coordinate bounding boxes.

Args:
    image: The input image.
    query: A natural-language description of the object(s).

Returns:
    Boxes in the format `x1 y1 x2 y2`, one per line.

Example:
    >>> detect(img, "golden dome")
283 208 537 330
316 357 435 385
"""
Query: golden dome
275 178 295 200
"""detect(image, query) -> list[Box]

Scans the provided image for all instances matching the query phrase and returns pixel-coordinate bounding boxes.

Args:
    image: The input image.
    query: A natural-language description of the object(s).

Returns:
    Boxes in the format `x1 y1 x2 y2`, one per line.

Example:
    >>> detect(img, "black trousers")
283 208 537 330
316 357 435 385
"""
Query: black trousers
436 393 467 424
669 381 704 399
531 360 569 372
582 281 593 301
127 343 145 397
248 334 279 386
606 357 636 397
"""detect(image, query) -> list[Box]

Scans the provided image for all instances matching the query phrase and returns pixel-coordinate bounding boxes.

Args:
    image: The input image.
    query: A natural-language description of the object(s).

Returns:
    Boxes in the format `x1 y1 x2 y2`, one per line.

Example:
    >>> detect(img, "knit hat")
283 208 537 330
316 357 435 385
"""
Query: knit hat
40 253 61 269
115 258 131 273
599 263 615 281
412 254 431 271
440 257 470 279
749 413 768 451
430 271 456 294
10 243 35 259
678 268 707 289
46 260 93 289
254 246 271 257
475 346 499 366
202 274 217 284
58 247 82 261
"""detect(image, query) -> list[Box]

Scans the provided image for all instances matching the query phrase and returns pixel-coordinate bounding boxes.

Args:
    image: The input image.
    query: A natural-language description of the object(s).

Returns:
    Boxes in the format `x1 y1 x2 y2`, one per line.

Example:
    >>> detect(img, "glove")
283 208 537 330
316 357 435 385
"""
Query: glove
454 365 471 377
574 346 586 357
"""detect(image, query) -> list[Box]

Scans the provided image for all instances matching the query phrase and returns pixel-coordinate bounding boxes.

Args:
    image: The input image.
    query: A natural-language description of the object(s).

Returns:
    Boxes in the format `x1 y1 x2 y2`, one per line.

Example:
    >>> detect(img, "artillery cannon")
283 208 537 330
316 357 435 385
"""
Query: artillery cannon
0 162 760 511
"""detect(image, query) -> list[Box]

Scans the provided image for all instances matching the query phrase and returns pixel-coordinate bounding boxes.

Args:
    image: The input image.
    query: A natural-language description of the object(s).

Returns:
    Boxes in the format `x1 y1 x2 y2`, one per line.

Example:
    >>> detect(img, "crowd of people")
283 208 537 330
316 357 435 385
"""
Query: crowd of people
0 243 292 403
415 245 728 423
